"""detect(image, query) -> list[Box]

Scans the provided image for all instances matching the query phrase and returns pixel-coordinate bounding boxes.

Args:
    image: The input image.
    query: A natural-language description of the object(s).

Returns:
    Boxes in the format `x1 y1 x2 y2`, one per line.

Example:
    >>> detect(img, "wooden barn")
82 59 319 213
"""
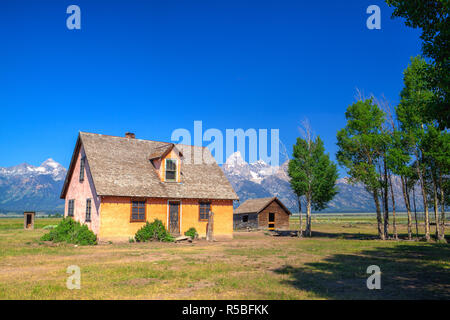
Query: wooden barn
233 197 291 230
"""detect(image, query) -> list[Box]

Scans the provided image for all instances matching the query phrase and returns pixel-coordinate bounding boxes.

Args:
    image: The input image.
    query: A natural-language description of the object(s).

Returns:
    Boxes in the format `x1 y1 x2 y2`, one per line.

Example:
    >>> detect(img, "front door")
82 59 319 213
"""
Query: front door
268 212 275 230
26 214 32 228
168 201 180 234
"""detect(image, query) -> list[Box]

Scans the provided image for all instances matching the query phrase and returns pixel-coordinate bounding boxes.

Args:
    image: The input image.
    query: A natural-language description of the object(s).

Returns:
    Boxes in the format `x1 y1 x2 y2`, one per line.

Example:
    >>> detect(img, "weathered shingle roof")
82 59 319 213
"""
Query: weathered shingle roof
61 132 238 200
148 143 174 160
234 197 291 215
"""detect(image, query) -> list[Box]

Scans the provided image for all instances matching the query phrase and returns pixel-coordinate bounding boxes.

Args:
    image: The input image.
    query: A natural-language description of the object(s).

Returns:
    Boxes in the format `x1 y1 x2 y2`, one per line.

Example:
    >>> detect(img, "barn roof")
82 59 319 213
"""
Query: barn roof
60 132 239 200
234 197 291 215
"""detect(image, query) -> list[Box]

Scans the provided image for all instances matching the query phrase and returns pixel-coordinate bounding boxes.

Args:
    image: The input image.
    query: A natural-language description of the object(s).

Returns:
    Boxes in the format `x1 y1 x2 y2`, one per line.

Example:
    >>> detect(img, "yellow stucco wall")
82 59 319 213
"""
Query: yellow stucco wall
180 199 233 238
98 196 233 241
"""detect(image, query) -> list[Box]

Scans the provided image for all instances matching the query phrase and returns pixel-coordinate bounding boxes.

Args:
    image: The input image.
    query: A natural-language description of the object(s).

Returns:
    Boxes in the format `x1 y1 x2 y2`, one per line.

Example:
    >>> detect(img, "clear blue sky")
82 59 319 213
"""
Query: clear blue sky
0 0 421 176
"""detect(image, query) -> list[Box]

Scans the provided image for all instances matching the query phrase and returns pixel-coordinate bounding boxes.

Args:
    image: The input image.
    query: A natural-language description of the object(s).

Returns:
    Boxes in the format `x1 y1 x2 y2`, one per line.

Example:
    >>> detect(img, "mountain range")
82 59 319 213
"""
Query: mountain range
0 154 422 214
0 159 66 213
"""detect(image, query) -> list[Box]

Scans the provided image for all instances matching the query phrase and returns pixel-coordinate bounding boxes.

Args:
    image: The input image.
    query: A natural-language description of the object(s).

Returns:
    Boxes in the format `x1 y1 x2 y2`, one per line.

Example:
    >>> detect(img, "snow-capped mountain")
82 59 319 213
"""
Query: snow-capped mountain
0 158 66 181
0 159 66 213
222 152 279 183
222 152 298 210
222 152 423 212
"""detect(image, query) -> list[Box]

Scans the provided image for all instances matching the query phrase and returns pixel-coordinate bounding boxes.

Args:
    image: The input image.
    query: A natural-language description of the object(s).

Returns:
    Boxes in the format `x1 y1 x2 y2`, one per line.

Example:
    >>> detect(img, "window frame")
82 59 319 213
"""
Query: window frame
85 199 92 222
68 199 75 217
199 201 211 221
130 199 146 222
79 156 85 182
164 158 178 182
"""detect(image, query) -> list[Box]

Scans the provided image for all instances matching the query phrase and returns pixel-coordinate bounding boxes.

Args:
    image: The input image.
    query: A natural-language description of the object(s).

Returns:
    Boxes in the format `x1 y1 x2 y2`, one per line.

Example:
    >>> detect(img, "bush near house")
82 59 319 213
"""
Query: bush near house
184 227 198 239
134 219 174 242
40 217 97 245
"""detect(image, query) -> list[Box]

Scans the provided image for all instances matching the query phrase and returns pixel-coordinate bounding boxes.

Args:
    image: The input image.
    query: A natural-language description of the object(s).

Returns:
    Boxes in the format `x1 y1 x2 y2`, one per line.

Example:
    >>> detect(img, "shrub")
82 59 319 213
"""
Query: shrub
43 224 57 230
184 227 198 239
40 217 97 245
134 219 174 242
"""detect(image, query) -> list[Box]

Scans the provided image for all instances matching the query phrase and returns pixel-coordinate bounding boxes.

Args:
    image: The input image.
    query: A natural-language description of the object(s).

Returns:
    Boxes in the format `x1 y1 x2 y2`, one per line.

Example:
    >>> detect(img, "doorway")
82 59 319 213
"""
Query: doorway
24 211 35 230
26 214 32 228
268 212 275 230
168 201 180 234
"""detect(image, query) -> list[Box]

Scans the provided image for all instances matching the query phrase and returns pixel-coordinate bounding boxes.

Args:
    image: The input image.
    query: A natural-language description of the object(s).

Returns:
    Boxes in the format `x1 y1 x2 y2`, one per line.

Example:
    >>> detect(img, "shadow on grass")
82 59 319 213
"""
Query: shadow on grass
274 243 450 299
310 230 379 240
275 230 379 240
313 230 450 240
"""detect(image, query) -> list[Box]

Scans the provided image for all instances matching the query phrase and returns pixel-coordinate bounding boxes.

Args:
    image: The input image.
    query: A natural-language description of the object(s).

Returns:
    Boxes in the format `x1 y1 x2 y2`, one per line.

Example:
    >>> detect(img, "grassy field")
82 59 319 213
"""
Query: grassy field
0 216 449 300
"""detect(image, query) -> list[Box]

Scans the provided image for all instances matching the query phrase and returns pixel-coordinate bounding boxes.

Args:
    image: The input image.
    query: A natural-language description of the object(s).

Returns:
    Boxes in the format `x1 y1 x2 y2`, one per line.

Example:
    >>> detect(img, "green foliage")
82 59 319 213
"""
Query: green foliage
42 224 57 230
128 237 135 243
386 130 410 177
134 219 174 242
336 98 386 192
386 0 449 128
396 56 449 206
397 56 435 134
184 227 198 239
288 136 338 211
40 217 97 245
422 125 450 206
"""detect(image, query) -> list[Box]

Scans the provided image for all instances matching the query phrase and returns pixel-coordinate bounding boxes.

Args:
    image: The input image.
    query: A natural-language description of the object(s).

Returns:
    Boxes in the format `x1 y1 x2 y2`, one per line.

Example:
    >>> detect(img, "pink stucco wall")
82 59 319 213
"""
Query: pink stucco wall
64 146 100 235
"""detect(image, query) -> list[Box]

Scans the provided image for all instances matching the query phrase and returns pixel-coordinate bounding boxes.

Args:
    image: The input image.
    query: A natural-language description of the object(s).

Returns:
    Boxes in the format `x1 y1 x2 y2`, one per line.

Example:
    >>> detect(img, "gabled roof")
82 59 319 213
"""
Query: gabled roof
234 197 291 215
60 132 239 200
148 143 175 160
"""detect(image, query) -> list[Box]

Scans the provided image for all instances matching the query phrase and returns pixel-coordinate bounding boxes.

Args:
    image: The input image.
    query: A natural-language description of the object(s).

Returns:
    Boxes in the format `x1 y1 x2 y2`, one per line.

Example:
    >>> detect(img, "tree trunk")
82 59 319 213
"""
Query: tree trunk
305 193 312 237
439 173 446 241
412 183 419 238
297 196 303 238
373 189 385 240
431 170 440 240
415 151 430 241
401 175 412 240
383 158 389 239
389 173 398 240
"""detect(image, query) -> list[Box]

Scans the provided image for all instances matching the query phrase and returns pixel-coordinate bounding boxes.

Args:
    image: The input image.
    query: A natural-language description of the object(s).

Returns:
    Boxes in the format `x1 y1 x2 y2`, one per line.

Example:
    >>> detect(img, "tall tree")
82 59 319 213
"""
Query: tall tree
288 122 338 237
386 130 415 239
386 0 449 129
396 56 436 241
337 98 386 239
380 135 392 239
377 95 414 240
422 125 449 241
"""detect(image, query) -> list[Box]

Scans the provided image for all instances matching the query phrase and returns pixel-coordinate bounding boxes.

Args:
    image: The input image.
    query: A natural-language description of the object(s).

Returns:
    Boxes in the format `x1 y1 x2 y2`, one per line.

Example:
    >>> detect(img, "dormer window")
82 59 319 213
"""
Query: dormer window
165 159 177 181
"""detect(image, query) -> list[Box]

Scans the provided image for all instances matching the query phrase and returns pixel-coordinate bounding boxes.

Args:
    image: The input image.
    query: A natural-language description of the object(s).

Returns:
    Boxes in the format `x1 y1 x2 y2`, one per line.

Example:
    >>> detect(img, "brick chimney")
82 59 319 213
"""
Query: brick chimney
125 132 135 139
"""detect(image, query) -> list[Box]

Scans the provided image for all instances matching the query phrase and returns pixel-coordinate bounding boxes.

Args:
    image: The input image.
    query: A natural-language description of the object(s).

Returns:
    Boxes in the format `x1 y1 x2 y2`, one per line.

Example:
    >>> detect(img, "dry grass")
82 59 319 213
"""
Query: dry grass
0 217 448 300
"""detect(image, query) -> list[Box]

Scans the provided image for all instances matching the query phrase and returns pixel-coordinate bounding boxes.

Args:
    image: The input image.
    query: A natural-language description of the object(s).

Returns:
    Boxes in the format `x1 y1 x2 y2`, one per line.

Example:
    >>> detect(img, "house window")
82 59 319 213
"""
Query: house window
68 200 74 217
165 159 177 181
79 157 85 182
131 200 146 222
85 199 91 222
199 202 211 221
242 215 248 223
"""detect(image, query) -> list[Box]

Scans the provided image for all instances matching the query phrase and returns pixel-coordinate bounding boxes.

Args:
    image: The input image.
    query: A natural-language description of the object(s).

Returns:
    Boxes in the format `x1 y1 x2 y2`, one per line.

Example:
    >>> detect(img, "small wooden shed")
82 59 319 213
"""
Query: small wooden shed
24 211 35 230
233 197 291 230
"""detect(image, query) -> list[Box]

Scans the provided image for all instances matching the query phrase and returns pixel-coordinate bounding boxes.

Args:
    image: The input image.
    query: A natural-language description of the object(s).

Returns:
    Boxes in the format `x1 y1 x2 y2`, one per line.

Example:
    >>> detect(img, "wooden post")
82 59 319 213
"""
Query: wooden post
206 211 214 241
